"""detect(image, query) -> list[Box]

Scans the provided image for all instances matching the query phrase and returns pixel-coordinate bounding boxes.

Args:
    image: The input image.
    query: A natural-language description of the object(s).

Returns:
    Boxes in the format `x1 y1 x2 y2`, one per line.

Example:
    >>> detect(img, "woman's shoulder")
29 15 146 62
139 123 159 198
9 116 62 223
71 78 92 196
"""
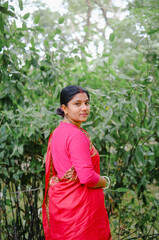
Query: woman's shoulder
53 122 87 138
51 122 90 149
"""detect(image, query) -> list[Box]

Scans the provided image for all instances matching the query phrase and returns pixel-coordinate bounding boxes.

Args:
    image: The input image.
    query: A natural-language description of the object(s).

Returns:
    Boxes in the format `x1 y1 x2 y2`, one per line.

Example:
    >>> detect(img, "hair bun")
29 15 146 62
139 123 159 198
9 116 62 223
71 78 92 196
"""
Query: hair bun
56 108 64 117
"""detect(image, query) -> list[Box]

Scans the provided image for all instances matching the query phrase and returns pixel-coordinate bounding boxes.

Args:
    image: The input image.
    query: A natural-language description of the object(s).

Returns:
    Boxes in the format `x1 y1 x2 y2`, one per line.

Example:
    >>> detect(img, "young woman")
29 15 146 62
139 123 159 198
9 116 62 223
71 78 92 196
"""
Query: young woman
42 85 111 240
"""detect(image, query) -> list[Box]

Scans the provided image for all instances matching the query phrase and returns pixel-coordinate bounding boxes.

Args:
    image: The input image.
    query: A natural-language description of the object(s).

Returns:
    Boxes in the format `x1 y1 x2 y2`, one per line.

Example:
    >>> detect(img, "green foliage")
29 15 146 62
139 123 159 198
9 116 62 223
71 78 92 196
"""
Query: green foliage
18 0 23 11
0 6 16 18
0 0 159 238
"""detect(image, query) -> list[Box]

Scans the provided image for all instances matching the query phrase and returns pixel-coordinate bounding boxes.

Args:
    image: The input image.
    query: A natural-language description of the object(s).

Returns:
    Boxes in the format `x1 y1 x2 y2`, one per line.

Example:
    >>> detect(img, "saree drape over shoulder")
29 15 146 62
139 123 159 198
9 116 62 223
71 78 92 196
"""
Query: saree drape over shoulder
42 122 111 240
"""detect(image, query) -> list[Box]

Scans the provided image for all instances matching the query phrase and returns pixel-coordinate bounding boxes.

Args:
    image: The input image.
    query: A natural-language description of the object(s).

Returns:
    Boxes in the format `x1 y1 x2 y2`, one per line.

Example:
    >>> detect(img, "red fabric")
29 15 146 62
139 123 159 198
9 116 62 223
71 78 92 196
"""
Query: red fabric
42 132 55 240
51 122 100 187
42 126 111 240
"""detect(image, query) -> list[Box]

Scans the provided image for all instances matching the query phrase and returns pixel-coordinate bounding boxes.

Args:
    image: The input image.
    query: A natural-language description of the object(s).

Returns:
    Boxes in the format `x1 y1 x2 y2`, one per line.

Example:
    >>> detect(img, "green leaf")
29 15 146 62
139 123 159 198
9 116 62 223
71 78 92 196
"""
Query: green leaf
105 134 115 143
3 1 8 9
44 40 49 48
54 28 61 35
148 28 159 35
11 145 18 156
0 161 8 165
0 6 16 17
65 58 74 63
18 145 23 155
135 146 144 165
116 188 128 193
22 22 27 29
109 32 115 42
105 107 113 121
58 16 64 24
34 168 43 173
53 42 57 48
13 173 19 181
31 37 35 48
17 170 24 175
133 62 140 70
23 13 30 20
18 0 23 11
31 57 38 68
137 54 143 63
34 15 40 24
17 27 28 31
44 130 50 139
118 59 125 68
35 26 45 32
108 56 113 65
6 199 12 206
100 110 106 117
0 15 4 33
16 40 26 48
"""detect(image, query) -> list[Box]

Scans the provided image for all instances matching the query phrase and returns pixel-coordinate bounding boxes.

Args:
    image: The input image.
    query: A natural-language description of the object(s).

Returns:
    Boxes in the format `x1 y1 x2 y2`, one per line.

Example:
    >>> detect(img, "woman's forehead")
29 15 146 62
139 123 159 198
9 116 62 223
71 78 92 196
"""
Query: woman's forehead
71 93 89 101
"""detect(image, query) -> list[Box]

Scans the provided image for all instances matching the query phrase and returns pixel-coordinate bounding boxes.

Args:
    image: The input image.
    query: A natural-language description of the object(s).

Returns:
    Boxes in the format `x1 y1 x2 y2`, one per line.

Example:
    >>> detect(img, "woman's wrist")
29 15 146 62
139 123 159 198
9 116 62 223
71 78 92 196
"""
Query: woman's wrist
102 176 110 190
101 176 107 188
92 175 107 189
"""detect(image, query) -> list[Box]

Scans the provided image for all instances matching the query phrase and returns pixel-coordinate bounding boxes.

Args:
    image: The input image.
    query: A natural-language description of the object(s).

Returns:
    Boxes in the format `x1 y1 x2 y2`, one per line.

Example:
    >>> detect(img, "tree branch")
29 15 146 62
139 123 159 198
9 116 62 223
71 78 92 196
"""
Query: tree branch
92 0 109 25
84 0 92 42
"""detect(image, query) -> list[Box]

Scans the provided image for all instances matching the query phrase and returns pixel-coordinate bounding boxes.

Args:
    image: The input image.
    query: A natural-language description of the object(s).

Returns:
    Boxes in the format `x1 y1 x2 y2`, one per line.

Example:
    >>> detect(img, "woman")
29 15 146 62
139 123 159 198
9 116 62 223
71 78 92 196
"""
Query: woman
42 85 111 240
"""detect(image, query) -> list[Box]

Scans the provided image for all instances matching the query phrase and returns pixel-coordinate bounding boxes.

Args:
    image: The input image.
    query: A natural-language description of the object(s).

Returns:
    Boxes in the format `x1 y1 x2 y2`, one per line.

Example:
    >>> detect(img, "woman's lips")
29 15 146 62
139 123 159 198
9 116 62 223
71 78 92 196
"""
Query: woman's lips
80 113 88 116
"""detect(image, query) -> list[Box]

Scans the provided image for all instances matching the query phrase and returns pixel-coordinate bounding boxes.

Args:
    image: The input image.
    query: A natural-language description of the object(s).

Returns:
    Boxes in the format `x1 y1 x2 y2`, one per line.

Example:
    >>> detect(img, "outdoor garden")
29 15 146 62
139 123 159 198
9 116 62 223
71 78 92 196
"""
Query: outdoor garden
0 0 159 239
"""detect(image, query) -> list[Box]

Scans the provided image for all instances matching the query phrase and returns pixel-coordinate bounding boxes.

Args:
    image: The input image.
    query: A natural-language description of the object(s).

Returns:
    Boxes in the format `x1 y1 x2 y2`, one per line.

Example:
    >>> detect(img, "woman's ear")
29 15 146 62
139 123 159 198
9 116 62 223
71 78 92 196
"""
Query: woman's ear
61 104 67 115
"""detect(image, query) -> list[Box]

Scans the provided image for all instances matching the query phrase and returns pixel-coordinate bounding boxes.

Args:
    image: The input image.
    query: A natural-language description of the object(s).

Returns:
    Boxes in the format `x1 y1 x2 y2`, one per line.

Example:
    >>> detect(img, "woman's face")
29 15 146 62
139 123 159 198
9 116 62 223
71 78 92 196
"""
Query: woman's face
62 93 90 125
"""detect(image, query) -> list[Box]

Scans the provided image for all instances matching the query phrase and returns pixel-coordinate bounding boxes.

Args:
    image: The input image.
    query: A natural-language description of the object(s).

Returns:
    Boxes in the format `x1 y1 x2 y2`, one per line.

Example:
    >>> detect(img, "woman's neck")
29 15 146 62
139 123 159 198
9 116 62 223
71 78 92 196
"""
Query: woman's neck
63 116 81 128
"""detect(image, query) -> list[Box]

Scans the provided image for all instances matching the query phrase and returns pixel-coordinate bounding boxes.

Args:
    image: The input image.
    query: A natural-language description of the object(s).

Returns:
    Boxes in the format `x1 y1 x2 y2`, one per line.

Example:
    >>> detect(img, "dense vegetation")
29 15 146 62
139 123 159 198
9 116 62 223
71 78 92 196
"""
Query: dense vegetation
0 0 159 239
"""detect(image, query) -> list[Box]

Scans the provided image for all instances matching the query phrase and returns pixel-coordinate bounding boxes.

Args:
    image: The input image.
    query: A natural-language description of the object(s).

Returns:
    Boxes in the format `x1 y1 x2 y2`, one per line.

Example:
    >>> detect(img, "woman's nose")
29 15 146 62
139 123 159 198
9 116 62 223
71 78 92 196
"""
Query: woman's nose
81 104 88 110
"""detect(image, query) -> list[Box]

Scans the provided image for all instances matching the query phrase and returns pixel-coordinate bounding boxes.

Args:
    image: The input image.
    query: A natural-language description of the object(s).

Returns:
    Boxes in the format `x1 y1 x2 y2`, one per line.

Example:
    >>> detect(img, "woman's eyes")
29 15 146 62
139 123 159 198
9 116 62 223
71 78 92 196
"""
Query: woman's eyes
75 102 89 106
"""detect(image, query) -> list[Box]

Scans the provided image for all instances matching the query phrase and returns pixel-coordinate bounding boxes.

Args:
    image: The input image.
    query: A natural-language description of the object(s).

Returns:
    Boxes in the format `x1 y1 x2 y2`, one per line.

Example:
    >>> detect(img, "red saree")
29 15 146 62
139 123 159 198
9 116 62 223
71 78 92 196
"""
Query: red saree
42 129 111 240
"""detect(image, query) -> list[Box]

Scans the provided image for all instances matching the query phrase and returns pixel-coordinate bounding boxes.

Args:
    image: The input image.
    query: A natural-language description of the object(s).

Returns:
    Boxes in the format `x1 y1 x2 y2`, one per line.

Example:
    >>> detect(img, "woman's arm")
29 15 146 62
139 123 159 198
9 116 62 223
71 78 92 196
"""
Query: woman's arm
92 175 106 189
68 132 100 187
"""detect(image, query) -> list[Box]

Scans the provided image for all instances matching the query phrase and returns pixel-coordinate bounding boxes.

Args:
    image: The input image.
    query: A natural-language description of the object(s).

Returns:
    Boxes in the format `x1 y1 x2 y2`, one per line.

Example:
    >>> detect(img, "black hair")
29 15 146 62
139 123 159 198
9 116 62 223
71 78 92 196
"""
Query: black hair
56 85 90 117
